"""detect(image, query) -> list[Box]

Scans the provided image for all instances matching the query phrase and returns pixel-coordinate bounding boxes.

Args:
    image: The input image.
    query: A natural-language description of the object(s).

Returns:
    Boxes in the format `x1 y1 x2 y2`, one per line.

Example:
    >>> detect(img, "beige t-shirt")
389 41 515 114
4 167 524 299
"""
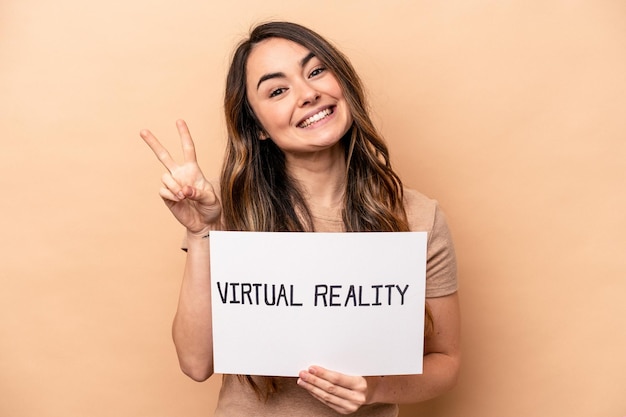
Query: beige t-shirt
209 188 458 417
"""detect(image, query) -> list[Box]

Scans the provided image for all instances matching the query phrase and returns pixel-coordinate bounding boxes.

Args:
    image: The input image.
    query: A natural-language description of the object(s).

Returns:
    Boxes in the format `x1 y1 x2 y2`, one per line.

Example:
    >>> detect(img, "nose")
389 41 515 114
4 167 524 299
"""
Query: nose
297 82 321 107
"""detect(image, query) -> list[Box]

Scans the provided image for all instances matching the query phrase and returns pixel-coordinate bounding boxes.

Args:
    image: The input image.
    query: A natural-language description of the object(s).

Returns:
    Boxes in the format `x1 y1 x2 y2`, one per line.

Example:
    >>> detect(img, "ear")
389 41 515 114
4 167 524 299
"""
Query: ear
258 131 269 140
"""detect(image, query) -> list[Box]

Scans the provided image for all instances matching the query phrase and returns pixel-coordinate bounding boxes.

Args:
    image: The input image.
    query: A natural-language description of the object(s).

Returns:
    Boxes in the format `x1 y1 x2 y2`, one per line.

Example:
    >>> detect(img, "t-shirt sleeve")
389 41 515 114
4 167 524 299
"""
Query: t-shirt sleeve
425 204 458 298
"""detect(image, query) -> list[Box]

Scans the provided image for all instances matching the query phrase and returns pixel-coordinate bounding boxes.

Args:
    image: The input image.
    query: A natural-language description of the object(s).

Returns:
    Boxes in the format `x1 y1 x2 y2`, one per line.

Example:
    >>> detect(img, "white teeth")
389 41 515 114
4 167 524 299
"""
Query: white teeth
299 108 332 128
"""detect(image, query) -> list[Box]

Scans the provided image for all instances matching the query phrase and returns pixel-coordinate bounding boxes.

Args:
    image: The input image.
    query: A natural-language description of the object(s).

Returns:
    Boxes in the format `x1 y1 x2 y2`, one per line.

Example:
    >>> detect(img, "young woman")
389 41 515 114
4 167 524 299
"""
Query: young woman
141 21 460 417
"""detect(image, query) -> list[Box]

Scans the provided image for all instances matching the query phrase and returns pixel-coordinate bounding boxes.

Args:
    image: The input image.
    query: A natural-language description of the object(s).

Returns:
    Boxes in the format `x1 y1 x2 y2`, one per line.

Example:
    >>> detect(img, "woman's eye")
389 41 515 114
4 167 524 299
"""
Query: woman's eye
309 67 326 77
269 88 286 98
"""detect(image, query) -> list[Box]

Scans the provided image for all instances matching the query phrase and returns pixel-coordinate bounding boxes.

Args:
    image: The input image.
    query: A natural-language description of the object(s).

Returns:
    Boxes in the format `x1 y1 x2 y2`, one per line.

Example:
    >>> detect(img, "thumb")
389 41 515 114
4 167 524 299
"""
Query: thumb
181 185 217 206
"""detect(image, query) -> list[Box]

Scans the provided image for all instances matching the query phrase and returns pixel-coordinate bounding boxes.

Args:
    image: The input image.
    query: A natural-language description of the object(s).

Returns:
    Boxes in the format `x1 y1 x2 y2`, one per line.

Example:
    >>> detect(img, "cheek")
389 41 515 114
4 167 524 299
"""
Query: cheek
258 105 293 133
329 76 345 97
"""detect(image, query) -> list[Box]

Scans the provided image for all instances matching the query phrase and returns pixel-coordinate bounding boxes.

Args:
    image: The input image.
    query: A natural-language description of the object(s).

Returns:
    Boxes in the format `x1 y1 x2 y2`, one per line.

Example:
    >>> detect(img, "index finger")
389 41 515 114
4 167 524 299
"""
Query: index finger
139 128 178 172
176 119 198 164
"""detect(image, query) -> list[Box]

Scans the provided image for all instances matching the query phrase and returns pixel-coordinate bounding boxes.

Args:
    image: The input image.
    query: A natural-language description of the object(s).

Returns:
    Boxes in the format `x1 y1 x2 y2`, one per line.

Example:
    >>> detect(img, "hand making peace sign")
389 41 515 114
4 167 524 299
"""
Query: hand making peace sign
140 120 221 236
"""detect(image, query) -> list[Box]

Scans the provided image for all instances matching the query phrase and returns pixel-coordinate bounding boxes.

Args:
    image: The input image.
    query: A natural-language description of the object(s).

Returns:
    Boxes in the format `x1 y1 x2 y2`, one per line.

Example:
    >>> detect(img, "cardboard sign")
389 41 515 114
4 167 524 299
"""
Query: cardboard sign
210 231 427 377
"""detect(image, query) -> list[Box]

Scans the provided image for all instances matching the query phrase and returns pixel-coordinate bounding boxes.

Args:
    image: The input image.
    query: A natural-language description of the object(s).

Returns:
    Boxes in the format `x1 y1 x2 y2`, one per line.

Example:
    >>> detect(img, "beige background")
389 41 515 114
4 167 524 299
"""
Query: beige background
1 1 625 416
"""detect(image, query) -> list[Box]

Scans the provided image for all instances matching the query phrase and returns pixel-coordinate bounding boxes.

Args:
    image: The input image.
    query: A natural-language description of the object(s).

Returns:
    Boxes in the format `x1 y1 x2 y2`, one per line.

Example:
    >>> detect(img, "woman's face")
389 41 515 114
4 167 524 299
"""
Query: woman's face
245 38 353 159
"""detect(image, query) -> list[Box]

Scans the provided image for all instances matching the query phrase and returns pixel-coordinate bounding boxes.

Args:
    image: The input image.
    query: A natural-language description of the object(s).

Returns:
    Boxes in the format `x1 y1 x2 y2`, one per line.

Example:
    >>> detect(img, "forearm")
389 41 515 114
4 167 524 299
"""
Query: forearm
368 292 461 404
366 351 461 405
297 293 461 413
172 231 214 381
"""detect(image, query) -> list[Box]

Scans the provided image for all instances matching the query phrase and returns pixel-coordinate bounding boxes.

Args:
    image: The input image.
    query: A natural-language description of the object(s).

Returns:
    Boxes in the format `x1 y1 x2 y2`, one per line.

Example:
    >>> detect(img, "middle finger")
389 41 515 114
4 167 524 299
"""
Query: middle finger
175 119 198 164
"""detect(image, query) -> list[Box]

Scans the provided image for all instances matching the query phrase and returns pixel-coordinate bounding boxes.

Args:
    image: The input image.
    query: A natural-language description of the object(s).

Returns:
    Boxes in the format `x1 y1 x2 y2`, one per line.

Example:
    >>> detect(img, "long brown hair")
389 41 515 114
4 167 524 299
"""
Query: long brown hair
219 21 432 397
221 21 408 233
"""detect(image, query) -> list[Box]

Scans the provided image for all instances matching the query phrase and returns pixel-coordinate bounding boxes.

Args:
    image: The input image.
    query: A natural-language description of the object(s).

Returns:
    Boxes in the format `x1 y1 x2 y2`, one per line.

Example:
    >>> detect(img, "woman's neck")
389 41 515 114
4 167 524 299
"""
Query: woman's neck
285 144 347 209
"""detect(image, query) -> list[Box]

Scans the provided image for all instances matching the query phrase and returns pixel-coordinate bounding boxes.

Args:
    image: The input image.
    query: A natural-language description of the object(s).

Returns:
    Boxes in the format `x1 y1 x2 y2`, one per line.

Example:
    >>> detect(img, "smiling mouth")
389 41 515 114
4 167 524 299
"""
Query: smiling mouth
298 107 334 128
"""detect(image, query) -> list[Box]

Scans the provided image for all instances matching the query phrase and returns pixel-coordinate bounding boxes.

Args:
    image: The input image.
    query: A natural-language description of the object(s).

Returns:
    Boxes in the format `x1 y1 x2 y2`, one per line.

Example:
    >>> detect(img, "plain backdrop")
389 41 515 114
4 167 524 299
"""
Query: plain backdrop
1 1 625 416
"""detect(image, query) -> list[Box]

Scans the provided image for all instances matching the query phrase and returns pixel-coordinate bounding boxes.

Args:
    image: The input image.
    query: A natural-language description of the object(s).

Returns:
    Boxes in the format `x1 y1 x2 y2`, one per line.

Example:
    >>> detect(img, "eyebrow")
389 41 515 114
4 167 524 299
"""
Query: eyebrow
256 51 317 90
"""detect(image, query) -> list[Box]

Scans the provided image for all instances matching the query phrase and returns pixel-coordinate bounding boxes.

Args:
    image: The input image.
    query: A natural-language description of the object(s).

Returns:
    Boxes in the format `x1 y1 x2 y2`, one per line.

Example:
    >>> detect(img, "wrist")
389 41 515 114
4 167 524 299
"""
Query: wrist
364 376 384 405
186 224 221 240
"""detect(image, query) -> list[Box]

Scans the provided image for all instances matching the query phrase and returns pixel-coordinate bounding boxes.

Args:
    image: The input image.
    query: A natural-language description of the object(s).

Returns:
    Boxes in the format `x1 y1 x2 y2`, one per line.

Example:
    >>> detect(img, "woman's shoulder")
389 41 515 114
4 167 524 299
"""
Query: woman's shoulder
403 187 436 206
404 187 458 297
402 187 440 232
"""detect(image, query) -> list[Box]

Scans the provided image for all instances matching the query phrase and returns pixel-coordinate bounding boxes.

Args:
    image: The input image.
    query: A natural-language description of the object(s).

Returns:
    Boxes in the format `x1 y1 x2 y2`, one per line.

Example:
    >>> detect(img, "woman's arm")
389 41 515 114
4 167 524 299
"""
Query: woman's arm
297 292 461 414
172 231 215 381
140 120 221 382
366 292 461 403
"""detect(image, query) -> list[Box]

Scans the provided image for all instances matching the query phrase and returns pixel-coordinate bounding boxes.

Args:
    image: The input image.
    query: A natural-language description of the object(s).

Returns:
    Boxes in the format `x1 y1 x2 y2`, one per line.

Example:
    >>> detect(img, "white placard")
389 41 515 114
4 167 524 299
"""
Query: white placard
210 231 427 377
